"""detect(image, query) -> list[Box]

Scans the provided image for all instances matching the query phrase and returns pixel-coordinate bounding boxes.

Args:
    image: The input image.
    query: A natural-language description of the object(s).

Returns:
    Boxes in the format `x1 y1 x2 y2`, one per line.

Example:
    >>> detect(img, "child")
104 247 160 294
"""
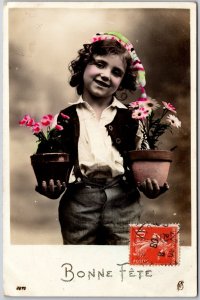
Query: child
36 32 169 245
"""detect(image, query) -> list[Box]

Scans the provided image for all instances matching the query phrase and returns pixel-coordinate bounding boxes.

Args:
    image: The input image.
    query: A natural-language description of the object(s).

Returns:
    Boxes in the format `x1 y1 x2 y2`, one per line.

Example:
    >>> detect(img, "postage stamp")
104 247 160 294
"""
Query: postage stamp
129 224 180 266
3 1 197 297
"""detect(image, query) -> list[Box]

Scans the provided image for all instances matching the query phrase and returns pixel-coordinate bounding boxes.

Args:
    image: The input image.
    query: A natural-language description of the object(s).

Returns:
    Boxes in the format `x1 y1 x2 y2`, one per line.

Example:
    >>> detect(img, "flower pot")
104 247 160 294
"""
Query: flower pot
129 150 173 187
30 153 71 186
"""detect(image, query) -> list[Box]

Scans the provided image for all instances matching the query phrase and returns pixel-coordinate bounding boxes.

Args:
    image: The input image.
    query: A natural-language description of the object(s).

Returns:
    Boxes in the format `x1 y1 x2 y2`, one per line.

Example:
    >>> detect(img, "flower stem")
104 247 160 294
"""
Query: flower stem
159 109 168 122
140 120 149 148
34 131 47 143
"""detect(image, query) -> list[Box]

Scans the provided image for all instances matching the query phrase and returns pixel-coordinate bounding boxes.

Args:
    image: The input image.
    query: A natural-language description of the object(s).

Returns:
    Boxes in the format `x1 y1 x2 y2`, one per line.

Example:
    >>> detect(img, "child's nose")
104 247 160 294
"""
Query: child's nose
100 68 111 81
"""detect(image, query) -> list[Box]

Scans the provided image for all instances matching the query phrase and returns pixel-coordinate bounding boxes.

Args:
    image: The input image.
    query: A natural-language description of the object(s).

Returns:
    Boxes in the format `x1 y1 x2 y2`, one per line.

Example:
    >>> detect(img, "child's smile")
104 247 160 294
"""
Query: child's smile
93 78 111 88
83 54 126 103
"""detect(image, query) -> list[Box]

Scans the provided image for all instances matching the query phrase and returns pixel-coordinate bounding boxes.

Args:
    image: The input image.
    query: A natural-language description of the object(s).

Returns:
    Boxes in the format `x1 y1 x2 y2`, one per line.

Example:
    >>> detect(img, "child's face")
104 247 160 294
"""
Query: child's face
83 54 126 101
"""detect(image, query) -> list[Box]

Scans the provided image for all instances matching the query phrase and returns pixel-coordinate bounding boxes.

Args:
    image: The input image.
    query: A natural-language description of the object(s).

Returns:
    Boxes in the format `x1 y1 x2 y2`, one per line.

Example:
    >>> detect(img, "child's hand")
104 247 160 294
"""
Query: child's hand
35 179 66 199
137 178 169 199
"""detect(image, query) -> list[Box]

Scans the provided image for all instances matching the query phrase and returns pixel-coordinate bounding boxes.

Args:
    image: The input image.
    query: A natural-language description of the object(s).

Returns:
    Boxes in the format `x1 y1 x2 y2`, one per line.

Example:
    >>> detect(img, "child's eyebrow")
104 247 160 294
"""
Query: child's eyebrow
93 57 107 64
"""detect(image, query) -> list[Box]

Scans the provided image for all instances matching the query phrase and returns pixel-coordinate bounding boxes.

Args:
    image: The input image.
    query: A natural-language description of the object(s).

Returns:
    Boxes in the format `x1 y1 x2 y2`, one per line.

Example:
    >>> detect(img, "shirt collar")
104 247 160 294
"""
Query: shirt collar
69 96 127 109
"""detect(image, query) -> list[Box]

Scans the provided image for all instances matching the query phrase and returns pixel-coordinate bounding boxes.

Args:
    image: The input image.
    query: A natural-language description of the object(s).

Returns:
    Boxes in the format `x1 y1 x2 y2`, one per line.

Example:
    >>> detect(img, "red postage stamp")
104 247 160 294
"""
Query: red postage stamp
129 224 179 266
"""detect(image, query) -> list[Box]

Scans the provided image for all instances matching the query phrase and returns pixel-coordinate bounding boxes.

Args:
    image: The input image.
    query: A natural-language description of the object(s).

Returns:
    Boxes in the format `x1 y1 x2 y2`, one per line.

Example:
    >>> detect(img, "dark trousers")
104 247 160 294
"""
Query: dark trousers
58 176 142 245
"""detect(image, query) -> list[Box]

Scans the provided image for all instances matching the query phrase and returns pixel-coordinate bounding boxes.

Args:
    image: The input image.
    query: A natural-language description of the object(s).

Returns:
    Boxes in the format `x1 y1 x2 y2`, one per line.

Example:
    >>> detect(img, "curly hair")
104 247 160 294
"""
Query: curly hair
68 39 136 96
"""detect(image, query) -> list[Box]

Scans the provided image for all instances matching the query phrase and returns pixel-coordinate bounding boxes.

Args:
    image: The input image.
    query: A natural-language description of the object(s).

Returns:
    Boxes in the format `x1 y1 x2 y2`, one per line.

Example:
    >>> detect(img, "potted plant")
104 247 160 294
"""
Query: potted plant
128 94 181 187
19 113 72 186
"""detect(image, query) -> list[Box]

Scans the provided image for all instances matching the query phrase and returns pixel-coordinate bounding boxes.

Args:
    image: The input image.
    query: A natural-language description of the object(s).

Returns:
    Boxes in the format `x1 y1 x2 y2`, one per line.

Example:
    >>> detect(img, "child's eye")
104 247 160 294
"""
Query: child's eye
95 62 105 69
112 69 123 77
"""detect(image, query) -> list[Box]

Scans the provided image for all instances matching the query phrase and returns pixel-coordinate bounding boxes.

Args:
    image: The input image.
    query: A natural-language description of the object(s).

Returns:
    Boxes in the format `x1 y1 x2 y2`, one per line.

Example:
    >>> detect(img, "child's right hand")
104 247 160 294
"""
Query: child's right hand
35 179 66 199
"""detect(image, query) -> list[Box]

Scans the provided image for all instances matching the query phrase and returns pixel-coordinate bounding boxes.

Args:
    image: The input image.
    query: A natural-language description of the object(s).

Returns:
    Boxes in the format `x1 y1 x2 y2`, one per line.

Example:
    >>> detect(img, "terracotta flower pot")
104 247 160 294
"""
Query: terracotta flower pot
30 153 71 186
129 150 173 187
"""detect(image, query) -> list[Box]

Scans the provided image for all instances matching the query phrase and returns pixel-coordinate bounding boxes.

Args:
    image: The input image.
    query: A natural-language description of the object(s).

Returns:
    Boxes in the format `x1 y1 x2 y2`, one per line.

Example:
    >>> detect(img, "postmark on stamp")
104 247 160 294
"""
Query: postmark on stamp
129 224 180 266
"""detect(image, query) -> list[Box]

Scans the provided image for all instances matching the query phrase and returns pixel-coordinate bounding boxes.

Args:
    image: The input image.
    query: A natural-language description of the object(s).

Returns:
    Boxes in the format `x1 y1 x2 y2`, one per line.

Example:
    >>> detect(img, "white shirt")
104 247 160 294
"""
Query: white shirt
67 96 143 181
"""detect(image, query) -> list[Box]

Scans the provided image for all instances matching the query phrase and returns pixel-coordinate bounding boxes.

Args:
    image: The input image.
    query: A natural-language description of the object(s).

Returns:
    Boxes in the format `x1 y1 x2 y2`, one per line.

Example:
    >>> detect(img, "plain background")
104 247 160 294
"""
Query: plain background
8 7 191 245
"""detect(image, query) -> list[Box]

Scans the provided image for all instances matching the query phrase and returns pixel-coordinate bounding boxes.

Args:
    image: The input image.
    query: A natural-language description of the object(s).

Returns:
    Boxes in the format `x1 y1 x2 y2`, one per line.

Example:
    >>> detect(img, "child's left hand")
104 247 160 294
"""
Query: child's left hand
137 178 169 199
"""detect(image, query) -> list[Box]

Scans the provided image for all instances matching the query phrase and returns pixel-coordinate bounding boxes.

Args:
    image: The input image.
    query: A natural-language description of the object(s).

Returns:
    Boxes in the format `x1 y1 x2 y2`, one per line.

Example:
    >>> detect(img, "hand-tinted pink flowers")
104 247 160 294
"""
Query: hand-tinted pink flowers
162 101 176 113
19 113 65 136
19 114 32 126
132 107 149 120
19 112 70 153
55 124 64 131
32 122 42 134
60 112 70 120
41 114 54 126
129 95 181 149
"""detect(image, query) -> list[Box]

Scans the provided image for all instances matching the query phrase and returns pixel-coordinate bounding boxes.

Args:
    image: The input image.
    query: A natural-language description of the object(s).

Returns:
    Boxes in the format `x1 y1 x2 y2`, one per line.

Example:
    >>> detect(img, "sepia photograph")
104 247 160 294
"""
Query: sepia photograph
4 2 197 297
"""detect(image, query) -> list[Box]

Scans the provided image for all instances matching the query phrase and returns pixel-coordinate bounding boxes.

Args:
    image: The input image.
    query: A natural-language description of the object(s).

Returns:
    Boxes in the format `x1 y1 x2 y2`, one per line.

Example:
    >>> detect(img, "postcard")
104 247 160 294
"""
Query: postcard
3 1 197 297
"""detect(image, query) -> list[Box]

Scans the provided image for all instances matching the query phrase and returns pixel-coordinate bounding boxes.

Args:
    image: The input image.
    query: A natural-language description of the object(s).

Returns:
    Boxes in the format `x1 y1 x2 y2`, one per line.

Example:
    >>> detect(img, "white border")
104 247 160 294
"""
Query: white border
6 1 197 9
3 2 197 297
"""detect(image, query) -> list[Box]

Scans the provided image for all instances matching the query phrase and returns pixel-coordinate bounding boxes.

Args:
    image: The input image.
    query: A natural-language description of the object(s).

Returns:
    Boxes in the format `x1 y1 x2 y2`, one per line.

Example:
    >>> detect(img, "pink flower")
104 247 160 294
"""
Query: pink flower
140 97 160 111
55 124 64 131
32 122 42 134
19 114 31 126
129 101 140 109
47 114 54 121
41 114 54 126
162 101 176 113
26 118 35 127
19 119 27 126
132 107 149 120
60 112 70 119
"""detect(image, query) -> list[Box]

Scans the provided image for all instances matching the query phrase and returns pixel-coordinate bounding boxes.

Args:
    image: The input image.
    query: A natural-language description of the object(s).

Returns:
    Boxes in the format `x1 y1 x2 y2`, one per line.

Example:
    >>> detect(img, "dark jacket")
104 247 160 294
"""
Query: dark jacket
56 104 139 177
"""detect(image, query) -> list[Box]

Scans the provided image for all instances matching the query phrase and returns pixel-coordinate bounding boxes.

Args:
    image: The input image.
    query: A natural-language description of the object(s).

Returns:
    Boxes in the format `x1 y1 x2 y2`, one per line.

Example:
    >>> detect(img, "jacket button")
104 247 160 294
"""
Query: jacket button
108 125 113 131
116 138 121 144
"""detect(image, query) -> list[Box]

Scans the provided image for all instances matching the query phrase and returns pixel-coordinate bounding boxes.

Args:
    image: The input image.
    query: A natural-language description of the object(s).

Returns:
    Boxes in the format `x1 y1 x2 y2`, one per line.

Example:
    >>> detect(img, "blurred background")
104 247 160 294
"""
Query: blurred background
9 7 191 245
